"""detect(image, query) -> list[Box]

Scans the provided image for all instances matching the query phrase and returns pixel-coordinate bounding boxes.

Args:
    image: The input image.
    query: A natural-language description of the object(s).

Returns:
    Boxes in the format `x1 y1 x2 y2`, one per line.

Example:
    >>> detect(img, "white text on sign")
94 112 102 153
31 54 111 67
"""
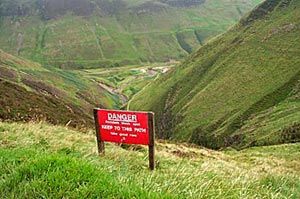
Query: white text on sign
108 113 137 122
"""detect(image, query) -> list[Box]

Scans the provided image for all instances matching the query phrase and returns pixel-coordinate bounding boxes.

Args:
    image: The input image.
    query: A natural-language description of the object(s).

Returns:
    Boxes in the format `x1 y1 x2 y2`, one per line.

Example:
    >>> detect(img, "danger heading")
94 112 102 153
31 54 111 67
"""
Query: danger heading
108 113 137 122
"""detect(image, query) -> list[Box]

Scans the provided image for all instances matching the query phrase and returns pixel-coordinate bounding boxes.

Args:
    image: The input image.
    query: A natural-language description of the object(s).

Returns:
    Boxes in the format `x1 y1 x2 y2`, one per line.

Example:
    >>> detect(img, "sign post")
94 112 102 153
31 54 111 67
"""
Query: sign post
148 112 155 170
93 108 155 170
93 109 105 155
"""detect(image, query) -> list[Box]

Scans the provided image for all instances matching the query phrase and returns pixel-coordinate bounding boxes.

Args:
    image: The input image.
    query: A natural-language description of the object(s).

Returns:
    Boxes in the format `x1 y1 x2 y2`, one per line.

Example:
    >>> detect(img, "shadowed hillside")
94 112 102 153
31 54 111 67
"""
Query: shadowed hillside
0 0 263 68
0 50 120 127
129 0 300 149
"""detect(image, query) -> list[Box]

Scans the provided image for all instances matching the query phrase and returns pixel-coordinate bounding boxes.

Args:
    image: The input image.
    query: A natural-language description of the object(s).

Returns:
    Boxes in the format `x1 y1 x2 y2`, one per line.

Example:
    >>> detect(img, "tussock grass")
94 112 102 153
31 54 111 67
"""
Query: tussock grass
1 121 299 198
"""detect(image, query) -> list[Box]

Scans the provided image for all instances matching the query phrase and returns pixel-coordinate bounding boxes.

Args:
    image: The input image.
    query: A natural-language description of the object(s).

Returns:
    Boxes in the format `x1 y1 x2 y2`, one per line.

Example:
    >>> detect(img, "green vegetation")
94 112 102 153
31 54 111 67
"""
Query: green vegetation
129 0 300 149
0 121 300 198
0 150 167 198
0 0 263 68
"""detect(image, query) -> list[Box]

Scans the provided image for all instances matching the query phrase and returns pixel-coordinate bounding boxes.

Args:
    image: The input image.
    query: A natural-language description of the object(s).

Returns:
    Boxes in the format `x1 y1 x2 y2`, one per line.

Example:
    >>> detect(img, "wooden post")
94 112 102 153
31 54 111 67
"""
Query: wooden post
148 112 155 170
94 109 105 155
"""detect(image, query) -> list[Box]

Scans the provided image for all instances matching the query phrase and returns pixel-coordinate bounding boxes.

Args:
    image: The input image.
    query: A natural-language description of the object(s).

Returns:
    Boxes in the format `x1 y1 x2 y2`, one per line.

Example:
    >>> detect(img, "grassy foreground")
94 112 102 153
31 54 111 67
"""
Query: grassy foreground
0 121 300 198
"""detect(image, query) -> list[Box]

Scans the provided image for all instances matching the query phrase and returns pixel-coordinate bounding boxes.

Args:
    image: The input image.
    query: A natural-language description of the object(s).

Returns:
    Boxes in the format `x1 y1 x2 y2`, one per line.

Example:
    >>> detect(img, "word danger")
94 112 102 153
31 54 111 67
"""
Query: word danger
107 113 137 122
101 125 147 133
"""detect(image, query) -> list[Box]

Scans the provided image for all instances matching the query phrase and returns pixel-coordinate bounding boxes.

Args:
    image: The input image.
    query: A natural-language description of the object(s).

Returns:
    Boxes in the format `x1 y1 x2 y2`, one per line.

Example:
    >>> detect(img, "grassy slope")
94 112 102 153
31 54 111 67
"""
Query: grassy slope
0 50 120 127
129 0 300 149
0 0 263 68
0 121 299 198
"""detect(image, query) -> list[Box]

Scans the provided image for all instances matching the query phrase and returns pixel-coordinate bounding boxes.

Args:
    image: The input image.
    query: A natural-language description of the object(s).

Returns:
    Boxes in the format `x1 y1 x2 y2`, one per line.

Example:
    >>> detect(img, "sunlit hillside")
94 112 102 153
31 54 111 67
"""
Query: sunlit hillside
129 0 300 149
0 0 263 68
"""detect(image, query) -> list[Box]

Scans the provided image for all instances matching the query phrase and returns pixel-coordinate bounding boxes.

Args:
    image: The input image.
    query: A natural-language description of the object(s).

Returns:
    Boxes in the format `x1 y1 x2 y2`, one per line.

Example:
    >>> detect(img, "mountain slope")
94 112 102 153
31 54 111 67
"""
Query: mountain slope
0 50 119 127
129 0 300 149
0 0 263 68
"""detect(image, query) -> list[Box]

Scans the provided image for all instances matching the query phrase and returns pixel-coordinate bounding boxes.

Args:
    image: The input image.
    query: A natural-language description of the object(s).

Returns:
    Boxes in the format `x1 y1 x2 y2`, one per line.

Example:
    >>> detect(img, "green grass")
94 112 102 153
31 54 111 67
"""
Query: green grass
129 0 300 149
0 0 263 68
0 121 300 198
0 150 170 198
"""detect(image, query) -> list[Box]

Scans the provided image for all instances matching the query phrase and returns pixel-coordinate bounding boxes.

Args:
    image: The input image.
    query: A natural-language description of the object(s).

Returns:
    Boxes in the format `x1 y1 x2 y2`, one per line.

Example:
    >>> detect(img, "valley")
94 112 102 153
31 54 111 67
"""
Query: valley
1 0 300 198
0 49 174 126
82 63 176 103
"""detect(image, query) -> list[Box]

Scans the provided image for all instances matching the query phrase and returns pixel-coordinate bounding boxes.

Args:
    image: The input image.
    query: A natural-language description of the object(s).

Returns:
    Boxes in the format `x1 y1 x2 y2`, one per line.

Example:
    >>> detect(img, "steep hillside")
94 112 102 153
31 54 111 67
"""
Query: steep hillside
0 50 119 127
0 0 263 68
1 121 300 198
129 0 300 149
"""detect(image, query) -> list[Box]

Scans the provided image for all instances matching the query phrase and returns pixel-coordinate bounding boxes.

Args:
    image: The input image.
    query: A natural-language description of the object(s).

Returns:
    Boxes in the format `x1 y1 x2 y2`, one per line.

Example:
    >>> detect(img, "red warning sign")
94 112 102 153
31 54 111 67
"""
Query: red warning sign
96 109 149 145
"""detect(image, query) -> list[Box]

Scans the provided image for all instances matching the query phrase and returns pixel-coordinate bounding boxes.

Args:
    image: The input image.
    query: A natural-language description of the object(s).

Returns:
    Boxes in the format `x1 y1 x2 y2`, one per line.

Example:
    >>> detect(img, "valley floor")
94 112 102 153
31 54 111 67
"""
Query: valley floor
0 121 299 198
81 63 176 106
